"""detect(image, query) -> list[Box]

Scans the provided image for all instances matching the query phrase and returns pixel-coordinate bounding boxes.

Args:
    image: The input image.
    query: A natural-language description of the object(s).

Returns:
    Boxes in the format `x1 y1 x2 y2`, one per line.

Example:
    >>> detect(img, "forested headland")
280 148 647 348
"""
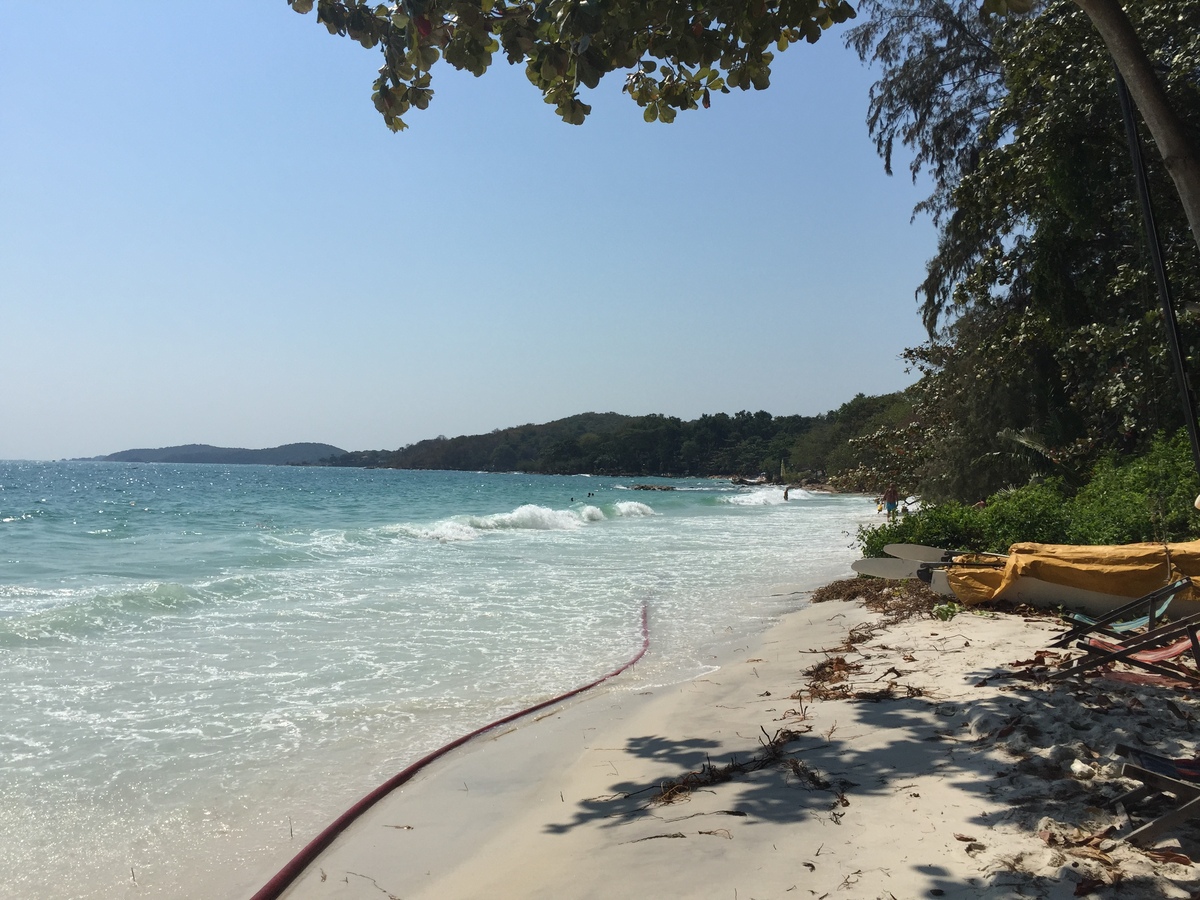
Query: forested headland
321 394 910 483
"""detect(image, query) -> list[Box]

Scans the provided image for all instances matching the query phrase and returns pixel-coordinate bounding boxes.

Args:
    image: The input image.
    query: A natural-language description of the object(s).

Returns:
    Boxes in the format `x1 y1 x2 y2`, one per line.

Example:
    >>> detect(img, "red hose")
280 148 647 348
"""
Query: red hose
249 604 650 900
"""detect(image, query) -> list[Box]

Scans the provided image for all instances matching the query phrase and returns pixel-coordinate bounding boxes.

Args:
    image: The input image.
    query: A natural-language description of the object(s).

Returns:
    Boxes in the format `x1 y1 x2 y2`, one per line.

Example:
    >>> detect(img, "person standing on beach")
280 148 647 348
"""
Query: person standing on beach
883 483 899 523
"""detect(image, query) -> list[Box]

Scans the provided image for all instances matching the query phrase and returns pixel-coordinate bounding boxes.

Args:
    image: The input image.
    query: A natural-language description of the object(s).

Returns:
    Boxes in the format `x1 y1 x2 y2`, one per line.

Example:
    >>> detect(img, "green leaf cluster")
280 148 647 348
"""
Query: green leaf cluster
290 0 856 129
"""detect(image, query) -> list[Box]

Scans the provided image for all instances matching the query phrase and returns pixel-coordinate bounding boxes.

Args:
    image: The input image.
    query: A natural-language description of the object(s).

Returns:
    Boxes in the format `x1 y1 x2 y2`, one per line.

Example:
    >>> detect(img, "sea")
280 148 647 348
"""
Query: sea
0 462 878 899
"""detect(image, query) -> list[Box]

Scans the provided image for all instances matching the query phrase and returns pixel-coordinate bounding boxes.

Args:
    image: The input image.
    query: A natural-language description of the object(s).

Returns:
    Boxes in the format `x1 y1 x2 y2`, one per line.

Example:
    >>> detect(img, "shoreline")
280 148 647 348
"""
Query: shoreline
269 583 1200 900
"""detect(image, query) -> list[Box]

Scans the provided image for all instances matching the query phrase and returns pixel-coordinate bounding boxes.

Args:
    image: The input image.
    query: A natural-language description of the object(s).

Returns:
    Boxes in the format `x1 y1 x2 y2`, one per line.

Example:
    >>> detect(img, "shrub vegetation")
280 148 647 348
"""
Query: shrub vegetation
860 430 1200 555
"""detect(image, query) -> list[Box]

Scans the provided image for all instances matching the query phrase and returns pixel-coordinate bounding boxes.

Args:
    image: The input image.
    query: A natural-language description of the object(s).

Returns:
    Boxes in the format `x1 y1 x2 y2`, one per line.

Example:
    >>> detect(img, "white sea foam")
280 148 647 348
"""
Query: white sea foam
787 488 823 501
386 503 609 544
722 487 788 506
396 520 482 542
612 500 655 517
0 462 877 900
467 503 585 531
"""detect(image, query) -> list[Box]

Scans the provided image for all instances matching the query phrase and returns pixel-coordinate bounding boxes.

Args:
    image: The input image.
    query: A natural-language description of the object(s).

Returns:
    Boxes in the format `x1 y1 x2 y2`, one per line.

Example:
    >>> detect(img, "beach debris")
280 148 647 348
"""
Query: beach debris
1069 759 1096 780
848 623 877 646
810 577 940 618
783 694 811 720
801 652 930 701
851 684 899 702
1010 649 1067 670
623 832 687 843
698 828 733 839
804 655 860 684
783 757 829 789
345 871 402 899
664 810 747 823
1141 848 1193 866
875 665 906 682
1033 821 1132 887
1166 699 1194 721
650 727 813 805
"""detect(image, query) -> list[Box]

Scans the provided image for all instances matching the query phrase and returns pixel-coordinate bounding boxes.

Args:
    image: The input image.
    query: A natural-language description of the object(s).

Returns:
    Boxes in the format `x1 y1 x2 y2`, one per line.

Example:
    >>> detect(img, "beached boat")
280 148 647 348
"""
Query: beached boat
907 541 1200 617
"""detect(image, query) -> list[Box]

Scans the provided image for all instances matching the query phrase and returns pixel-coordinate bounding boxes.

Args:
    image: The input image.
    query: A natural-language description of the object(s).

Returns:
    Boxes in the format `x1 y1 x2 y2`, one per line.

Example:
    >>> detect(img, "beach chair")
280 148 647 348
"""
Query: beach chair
1048 578 1190 649
1048 610 1200 683
1112 743 1200 846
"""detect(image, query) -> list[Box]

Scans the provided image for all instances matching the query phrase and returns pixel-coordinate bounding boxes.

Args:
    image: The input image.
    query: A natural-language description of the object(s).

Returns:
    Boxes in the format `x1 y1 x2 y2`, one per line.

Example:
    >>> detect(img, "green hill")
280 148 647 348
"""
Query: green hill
322 395 913 480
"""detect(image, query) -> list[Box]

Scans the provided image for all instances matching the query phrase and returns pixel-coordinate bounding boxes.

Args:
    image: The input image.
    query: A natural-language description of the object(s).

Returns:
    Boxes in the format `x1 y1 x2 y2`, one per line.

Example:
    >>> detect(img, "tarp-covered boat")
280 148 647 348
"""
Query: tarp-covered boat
927 540 1200 616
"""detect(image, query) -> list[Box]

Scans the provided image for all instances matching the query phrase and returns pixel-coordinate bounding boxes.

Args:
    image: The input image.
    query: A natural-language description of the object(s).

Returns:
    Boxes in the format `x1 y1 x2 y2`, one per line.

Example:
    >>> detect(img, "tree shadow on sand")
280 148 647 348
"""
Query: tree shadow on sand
541 586 1200 898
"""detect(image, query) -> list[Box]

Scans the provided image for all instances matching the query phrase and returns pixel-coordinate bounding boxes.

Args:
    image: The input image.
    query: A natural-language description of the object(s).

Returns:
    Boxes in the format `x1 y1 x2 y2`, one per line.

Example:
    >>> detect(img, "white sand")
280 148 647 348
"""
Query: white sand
273 594 1200 900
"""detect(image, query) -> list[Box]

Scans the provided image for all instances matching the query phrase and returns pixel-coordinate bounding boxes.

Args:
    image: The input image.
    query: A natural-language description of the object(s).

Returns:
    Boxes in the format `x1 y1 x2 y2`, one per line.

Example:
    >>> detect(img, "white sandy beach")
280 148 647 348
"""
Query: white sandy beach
269 586 1200 900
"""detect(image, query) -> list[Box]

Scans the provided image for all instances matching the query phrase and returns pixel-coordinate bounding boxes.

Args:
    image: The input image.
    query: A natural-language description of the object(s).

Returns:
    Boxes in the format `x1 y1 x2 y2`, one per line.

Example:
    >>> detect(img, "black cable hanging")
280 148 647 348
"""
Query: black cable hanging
1113 63 1200 487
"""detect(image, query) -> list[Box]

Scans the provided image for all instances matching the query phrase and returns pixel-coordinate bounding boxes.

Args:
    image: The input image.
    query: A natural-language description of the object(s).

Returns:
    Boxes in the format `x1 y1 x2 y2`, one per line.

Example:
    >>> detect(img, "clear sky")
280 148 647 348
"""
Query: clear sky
1 3 936 461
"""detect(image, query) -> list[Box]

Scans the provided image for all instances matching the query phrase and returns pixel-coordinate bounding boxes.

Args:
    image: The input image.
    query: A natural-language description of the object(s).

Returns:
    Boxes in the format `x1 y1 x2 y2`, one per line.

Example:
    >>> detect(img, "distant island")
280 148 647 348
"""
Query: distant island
84 443 347 466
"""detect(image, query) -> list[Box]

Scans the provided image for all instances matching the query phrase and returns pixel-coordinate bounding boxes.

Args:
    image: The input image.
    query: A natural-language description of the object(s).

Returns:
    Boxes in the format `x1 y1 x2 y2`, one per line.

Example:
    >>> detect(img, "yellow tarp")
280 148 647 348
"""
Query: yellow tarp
946 541 1200 605
944 555 1006 605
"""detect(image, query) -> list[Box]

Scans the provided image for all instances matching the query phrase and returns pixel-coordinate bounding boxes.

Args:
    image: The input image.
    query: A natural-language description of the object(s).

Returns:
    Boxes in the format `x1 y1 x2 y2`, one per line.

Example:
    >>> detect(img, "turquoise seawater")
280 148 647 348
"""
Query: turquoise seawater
0 462 875 898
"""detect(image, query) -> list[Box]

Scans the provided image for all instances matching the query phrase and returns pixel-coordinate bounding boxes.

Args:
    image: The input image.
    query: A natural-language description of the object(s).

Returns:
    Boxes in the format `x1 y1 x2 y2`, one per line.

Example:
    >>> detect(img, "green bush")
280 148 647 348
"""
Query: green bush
858 501 987 557
1066 432 1200 544
980 480 1070 548
859 430 1200 556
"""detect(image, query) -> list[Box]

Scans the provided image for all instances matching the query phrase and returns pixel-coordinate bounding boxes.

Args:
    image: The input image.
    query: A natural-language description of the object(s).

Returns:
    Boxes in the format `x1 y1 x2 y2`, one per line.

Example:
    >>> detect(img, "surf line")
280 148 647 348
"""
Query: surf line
250 602 651 900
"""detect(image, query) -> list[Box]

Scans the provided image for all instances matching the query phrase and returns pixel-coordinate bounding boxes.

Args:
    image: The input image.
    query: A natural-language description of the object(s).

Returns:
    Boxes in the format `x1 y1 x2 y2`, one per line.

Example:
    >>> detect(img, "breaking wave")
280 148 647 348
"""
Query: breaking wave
388 502 648 543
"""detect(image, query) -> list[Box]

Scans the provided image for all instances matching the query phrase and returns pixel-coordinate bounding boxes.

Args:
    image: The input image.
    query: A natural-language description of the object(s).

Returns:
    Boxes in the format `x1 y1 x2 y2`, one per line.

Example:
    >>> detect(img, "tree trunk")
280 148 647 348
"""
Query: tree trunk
1073 0 1200 254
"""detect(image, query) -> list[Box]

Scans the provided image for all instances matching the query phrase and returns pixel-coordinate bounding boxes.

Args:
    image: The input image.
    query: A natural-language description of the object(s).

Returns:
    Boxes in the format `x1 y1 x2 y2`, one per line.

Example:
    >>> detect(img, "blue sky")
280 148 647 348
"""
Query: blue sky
1 3 936 461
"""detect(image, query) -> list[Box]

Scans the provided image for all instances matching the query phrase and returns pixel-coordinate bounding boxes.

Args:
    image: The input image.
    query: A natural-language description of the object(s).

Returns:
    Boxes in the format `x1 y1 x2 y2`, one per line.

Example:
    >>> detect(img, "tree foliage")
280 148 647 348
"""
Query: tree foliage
289 0 855 130
844 0 1009 225
922 1 1200 331
322 396 912 481
844 0 1200 503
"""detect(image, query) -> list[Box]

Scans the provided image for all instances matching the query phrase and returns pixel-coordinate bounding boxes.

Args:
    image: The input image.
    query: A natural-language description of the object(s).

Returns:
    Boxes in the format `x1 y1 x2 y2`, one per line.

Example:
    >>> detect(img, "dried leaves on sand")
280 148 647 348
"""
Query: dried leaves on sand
811 577 940 625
